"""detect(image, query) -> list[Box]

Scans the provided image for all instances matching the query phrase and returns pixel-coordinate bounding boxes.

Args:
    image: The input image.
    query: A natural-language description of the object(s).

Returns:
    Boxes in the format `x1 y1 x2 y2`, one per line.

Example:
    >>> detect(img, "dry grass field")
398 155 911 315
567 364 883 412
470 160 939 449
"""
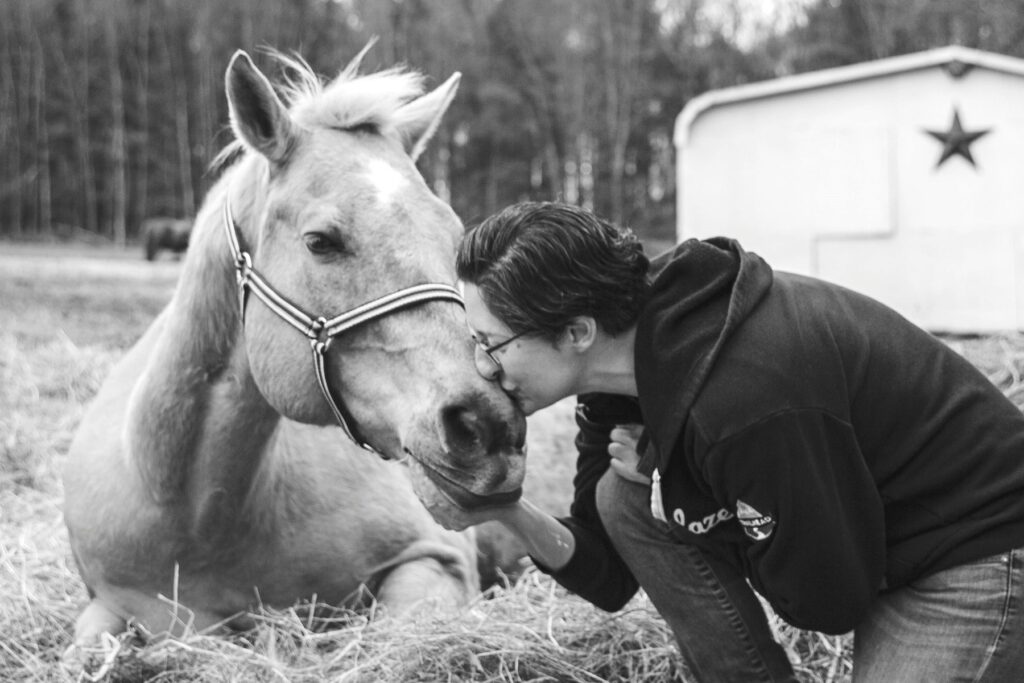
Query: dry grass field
3 242 1024 682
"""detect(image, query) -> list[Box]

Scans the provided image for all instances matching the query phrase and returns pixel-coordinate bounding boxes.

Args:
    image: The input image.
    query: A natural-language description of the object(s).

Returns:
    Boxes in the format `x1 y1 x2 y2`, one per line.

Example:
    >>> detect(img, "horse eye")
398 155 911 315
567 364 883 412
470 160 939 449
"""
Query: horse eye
303 232 345 256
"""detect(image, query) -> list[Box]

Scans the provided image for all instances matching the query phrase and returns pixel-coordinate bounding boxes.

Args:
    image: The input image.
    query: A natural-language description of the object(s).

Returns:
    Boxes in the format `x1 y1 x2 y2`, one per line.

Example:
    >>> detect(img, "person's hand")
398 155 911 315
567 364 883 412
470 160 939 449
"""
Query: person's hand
608 423 650 484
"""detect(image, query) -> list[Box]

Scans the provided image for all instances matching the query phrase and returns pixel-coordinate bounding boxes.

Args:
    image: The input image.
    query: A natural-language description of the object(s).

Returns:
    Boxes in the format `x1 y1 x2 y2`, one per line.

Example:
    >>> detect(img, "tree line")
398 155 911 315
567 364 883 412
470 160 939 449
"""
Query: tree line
2 0 1023 246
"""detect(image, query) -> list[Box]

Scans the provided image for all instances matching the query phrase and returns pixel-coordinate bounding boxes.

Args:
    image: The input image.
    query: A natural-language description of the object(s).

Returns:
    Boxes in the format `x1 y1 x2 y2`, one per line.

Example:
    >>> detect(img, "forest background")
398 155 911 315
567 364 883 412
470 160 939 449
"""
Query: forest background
2 0 1024 248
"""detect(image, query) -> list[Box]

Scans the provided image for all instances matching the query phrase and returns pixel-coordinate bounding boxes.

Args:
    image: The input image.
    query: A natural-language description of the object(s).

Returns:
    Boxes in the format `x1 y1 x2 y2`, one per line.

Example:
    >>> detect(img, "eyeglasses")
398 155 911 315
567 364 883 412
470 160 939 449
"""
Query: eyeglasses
472 329 531 370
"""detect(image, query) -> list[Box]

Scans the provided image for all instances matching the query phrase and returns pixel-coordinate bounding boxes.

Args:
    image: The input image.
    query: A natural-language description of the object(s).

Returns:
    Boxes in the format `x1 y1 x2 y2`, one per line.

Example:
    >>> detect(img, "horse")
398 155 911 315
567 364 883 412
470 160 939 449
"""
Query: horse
141 217 192 261
62 47 528 650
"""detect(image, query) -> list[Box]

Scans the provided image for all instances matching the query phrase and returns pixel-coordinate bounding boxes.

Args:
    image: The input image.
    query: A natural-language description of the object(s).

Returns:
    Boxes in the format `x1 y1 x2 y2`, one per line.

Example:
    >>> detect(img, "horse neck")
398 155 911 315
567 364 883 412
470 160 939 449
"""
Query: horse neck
127 162 280 527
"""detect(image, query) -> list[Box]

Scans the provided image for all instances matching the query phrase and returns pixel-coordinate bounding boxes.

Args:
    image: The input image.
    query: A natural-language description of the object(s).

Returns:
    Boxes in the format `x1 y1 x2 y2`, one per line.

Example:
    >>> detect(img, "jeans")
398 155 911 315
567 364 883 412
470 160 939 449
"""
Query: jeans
595 470 1024 682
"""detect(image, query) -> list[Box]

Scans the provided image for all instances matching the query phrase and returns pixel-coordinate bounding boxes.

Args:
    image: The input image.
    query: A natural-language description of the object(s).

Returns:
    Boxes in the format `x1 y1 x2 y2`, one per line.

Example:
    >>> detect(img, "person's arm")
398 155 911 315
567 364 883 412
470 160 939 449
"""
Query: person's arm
436 497 577 570
526 394 643 611
493 498 576 570
432 394 645 611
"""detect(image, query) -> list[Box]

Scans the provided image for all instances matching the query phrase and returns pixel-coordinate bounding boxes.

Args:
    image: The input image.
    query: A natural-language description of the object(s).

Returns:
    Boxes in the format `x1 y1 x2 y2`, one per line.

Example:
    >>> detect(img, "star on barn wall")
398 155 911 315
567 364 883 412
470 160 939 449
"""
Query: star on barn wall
924 109 991 169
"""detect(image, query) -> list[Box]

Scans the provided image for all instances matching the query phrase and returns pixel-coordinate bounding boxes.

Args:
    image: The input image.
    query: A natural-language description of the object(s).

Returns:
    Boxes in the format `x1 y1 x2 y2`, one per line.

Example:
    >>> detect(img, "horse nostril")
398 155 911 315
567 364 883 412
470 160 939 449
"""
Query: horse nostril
440 405 488 456
436 391 526 459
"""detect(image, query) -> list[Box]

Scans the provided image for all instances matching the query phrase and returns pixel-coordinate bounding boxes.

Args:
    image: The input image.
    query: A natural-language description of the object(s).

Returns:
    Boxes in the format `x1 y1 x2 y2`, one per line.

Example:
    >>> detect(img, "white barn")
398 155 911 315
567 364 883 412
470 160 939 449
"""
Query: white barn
674 46 1024 332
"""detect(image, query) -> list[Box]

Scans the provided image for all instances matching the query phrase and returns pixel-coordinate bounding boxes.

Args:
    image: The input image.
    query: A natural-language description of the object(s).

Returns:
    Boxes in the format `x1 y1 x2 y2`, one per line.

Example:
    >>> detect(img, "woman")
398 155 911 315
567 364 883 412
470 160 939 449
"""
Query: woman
450 201 1024 682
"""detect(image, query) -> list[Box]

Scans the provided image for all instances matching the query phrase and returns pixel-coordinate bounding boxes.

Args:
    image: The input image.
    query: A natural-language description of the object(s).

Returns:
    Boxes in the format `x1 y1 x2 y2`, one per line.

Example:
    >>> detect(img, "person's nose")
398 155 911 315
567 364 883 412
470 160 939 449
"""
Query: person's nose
473 344 501 381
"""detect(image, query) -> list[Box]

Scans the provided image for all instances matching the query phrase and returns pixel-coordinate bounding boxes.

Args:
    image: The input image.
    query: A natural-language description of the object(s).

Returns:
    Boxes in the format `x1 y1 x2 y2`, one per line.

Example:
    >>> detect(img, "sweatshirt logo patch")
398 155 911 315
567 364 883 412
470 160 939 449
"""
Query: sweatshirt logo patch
736 500 775 541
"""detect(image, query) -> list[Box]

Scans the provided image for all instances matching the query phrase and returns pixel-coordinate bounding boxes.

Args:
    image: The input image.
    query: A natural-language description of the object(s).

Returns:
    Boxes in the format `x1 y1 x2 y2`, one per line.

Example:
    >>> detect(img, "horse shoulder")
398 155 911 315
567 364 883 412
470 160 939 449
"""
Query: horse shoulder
65 311 172 511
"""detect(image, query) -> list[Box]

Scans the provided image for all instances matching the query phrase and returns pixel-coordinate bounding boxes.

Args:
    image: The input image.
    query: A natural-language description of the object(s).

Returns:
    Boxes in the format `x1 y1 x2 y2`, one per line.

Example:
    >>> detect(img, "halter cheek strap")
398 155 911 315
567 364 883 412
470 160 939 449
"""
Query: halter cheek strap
222 201 464 455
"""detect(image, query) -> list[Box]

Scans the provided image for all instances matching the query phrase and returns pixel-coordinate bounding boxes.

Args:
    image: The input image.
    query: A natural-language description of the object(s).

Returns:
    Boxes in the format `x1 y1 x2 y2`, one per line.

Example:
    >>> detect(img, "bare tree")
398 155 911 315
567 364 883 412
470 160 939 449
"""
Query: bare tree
53 0 99 236
34 32 52 235
130 0 152 237
158 20 195 219
105 8 127 246
1 2 23 236
595 0 647 224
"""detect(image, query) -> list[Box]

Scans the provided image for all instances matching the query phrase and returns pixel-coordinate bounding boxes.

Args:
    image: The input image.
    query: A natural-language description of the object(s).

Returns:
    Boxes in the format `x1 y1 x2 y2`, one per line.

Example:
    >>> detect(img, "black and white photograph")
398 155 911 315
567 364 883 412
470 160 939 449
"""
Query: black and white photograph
3 1 1024 681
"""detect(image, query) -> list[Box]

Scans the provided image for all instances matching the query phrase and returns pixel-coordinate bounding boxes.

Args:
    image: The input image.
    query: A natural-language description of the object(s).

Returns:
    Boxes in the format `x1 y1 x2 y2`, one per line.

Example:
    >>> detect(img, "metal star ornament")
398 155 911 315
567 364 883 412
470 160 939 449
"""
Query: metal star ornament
925 109 991 168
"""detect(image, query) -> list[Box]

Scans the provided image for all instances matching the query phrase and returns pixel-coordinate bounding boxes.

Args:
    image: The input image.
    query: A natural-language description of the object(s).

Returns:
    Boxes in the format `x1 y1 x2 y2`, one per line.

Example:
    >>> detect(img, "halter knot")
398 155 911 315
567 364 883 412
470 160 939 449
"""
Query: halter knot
307 317 331 345
233 252 252 287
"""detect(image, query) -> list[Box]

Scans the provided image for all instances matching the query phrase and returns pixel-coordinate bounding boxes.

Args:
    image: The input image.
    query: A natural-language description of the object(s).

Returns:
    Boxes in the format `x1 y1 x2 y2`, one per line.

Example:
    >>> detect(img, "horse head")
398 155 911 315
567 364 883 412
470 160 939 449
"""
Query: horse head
220 49 527 513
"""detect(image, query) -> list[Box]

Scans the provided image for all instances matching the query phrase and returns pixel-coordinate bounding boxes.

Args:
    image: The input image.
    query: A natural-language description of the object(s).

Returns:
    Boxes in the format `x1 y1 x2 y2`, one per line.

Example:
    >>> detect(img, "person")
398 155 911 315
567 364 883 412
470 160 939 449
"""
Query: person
448 200 1024 682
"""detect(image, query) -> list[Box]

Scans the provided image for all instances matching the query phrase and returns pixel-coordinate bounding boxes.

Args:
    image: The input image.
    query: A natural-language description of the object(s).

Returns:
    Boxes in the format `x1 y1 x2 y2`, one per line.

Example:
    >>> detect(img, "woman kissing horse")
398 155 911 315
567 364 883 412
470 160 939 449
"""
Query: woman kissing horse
63 47 527 648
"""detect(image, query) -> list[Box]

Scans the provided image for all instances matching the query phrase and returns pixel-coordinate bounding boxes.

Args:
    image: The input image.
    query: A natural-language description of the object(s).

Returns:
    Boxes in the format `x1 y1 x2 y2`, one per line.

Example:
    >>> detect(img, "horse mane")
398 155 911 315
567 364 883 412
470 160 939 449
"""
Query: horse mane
210 44 428 174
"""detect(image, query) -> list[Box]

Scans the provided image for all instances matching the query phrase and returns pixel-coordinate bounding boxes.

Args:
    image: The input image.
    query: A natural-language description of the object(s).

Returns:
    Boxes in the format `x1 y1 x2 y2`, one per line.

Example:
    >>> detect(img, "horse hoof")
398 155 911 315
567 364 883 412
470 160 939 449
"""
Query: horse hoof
61 631 123 681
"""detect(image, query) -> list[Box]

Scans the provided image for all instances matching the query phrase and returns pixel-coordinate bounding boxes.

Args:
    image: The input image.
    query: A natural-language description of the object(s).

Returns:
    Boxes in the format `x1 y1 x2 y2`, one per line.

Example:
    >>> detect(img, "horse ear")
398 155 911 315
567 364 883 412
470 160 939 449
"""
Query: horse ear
225 51 298 165
394 72 461 161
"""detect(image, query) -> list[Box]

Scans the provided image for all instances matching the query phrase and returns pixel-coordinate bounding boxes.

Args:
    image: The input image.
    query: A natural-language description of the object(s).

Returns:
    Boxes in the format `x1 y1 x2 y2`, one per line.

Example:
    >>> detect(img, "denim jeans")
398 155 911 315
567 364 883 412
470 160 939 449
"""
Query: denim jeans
595 470 1024 682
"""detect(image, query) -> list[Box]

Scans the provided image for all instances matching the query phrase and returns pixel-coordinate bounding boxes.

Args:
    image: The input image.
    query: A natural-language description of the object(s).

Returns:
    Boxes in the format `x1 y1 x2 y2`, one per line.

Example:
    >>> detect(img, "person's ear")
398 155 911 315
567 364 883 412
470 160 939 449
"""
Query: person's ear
564 316 598 352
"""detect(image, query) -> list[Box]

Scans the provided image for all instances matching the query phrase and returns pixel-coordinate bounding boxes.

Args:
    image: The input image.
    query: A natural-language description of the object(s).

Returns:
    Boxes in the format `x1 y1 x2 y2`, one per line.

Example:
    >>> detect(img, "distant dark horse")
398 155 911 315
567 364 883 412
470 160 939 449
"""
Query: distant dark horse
141 217 192 260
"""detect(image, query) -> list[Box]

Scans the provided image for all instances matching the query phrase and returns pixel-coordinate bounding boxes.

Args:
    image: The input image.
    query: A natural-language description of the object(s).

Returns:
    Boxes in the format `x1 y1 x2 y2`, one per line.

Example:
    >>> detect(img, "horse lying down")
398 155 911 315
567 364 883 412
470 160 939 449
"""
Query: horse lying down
62 46 528 653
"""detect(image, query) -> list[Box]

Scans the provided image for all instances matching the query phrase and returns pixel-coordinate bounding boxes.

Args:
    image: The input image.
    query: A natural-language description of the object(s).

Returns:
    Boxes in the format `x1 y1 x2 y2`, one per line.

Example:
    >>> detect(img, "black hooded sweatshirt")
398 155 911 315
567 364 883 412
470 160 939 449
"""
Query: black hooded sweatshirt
540 237 1024 634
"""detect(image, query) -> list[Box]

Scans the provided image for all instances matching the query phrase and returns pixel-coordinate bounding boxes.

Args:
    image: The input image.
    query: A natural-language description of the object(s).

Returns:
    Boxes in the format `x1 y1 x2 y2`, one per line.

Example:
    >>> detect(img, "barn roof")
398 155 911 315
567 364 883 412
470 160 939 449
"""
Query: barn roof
674 46 1024 146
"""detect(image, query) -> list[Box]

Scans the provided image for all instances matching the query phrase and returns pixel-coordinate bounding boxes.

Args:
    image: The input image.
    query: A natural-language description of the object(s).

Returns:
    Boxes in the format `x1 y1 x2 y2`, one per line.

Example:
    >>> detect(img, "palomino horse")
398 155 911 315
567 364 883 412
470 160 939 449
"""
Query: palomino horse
63 48 527 647
142 217 192 261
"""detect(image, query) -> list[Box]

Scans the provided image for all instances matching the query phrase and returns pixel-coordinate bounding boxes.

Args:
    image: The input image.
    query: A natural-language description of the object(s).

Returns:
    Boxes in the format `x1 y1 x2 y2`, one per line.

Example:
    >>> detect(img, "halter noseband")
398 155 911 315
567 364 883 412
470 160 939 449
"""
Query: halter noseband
222 200 464 456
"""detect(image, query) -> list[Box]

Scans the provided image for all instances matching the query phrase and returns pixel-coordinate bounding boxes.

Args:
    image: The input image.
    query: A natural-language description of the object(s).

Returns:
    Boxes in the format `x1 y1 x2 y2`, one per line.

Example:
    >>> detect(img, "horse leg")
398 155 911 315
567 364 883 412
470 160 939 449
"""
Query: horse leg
372 538 477 613
72 598 127 646
62 598 128 674
376 558 469 612
144 233 158 261
63 595 231 675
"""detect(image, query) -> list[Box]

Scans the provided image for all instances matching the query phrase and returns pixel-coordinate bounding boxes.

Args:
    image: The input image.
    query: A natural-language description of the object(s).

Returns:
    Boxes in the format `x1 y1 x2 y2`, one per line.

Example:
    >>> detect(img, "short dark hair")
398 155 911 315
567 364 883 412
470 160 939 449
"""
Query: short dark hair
456 202 649 339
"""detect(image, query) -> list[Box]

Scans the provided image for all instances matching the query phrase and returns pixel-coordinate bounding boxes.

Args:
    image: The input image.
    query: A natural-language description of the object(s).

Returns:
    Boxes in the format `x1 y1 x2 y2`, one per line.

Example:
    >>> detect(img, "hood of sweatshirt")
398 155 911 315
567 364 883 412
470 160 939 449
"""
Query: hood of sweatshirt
635 237 774 476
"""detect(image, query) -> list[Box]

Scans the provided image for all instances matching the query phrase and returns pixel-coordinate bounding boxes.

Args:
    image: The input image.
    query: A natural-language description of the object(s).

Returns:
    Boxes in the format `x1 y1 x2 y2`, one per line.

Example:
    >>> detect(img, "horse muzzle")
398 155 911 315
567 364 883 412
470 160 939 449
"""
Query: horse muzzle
399 389 527 511
403 455 524 513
